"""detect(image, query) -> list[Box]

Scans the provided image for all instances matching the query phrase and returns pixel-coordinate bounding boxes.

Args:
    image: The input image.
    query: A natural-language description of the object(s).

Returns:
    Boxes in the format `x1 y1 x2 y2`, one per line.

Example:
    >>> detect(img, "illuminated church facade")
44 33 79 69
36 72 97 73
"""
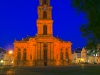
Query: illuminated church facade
13 0 72 66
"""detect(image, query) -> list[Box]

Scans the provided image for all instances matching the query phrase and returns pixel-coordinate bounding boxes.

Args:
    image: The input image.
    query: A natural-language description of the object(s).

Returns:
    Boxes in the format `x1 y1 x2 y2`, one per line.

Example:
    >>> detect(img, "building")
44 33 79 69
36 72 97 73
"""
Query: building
72 47 100 64
0 48 6 65
87 56 99 64
13 0 72 66
81 48 87 63
3 50 13 66
97 44 100 63
72 48 87 64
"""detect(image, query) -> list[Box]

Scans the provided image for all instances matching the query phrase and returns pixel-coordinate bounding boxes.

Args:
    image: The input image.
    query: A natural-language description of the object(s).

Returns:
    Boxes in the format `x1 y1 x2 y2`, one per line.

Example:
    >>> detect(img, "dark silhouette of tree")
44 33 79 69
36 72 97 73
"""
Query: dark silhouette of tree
72 0 100 38
72 0 100 53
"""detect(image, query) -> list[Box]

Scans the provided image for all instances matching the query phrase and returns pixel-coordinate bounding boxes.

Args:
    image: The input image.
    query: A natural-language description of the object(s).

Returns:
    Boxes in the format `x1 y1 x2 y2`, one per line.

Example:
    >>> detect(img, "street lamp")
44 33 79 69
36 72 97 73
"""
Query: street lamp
0 60 4 63
81 58 84 61
8 50 13 54
0 60 4 74
81 58 85 63
0 60 4 66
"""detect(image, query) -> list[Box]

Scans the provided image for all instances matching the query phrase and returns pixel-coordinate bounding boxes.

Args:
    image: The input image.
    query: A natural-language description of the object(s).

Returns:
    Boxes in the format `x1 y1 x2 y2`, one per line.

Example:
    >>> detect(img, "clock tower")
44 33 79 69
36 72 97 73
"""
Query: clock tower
37 0 53 37
14 0 72 66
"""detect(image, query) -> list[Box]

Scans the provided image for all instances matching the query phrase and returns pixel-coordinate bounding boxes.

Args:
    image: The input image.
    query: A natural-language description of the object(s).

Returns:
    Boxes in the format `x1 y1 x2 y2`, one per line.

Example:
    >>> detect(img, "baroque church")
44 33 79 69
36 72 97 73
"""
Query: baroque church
13 0 72 66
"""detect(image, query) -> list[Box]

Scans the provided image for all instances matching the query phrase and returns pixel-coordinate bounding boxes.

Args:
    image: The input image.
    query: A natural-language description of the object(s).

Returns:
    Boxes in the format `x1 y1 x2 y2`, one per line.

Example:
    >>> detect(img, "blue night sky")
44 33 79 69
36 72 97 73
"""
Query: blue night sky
0 0 87 50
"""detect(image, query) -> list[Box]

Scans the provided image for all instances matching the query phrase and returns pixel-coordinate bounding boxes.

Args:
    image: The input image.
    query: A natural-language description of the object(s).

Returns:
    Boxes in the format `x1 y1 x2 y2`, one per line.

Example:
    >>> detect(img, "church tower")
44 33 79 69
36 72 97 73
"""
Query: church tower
37 0 53 37
13 0 72 66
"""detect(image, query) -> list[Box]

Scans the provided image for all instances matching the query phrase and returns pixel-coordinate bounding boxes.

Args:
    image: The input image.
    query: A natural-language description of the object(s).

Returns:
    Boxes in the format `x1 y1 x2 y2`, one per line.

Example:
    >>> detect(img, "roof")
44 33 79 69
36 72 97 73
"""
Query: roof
55 37 64 42
55 37 71 43
15 36 35 42
23 36 35 41
0 47 6 53
74 48 82 53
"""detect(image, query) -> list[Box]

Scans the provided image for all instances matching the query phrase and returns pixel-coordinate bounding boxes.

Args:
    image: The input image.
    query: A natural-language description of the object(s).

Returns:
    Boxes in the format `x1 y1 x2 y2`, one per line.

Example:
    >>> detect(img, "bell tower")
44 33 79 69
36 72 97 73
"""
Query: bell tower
40 0 50 6
37 0 53 37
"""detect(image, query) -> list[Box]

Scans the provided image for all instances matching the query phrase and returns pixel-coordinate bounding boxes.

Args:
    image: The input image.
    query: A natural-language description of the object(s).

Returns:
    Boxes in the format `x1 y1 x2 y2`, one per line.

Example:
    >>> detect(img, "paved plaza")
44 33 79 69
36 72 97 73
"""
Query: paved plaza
0 64 100 75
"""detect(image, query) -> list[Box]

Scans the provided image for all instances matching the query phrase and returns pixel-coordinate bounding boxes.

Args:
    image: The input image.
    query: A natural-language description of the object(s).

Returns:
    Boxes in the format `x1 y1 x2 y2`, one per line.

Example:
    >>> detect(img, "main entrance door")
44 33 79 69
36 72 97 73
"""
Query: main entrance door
44 44 47 66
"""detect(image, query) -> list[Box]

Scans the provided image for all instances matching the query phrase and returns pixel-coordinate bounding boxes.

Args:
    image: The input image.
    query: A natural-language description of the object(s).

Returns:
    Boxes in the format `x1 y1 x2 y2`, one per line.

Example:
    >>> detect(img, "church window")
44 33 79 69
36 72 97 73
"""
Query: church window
60 52 63 60
17 48 21 61
57 54 58 59
66 48 69 61
23 49 26 61
43 11 47 19
66 51 68 61
43 25 47 35
60 49 63 60
30 54 32 60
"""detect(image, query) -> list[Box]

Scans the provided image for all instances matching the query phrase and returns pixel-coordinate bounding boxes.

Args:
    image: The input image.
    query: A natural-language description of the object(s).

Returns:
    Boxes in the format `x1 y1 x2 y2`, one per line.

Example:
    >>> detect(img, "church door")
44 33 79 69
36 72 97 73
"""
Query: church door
44 44 47 66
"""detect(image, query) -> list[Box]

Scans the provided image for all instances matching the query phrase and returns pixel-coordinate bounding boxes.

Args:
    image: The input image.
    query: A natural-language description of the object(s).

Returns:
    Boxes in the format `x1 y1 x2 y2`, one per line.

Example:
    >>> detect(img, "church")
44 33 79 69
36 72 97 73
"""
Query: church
13 0 72 66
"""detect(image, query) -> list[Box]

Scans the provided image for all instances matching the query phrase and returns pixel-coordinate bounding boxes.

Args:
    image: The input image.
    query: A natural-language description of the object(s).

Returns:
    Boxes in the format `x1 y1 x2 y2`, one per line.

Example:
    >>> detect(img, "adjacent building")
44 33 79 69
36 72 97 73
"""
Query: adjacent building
97 44 100 63
3 50 13 66
0 48 6 65
13 0 72 66
72 48 87 64
72 47 100 64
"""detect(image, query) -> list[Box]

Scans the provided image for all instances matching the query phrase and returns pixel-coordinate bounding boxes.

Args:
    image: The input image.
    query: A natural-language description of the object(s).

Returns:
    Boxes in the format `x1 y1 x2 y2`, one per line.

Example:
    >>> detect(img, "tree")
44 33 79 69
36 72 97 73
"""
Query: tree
86 41 98 56
72 0 100 53
72 0 100 39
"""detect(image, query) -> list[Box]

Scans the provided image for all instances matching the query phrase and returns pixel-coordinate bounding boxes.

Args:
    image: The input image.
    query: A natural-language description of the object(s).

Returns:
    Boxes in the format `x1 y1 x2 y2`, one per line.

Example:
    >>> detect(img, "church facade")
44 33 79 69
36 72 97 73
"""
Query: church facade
13 0 72 66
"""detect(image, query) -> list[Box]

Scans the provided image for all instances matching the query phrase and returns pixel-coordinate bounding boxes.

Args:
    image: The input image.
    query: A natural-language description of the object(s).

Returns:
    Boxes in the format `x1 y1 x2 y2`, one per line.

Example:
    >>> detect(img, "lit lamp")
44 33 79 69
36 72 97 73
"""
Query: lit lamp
9 50 13 54
81 58 84 62
11 61 13 64
0 60 4 63
0 60 4 66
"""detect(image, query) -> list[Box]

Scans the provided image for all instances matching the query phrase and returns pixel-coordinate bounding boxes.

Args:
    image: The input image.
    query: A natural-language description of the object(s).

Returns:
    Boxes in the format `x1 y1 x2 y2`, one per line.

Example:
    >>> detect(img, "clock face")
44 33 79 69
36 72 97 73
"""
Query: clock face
44 7 47 10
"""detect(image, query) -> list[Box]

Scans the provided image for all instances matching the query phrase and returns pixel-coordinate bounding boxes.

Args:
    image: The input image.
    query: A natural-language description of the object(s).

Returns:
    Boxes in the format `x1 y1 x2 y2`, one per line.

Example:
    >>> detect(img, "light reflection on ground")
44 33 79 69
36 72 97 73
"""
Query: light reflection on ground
6 69 15 75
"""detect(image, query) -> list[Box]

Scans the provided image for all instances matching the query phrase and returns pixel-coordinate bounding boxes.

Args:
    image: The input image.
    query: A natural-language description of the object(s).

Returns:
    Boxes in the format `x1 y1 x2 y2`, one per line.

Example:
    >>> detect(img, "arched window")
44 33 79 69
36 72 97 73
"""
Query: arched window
43 11 47 19
23 49 26 61
66 48 69 61
66 52 68 61
30 54 32 60
17 48 21 61
43 25 47 35
60 49 63 60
